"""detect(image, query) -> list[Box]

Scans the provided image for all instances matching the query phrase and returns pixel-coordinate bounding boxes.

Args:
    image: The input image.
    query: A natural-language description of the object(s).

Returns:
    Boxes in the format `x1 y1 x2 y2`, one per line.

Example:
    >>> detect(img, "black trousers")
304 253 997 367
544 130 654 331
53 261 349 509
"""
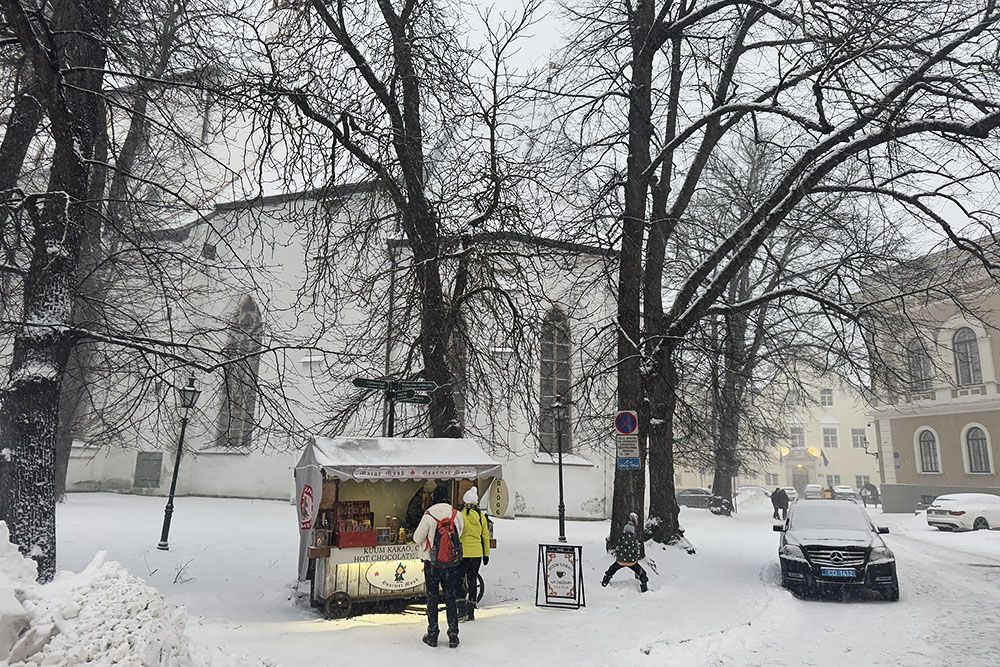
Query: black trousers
772 506 788 520
424 561 460 635
604 561 648 583
461 557 482 603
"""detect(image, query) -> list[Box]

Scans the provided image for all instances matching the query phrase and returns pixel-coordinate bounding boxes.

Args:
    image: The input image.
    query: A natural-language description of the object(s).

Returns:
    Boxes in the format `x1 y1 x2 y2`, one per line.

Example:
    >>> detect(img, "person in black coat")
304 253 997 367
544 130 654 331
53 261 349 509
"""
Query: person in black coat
601 513 648 592
770 487 789 520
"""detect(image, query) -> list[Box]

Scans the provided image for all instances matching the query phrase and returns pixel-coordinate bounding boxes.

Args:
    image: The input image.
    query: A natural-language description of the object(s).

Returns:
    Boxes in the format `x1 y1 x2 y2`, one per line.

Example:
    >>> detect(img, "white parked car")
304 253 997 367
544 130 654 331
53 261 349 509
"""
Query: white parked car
803 484 823 500
926 493 1000 531
834 485 858 501
782 487 799 502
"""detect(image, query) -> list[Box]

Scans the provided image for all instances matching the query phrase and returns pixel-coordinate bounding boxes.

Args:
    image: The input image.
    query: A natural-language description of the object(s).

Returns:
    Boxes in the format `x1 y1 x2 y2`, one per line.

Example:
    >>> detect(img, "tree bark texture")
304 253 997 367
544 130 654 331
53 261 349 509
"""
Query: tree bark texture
0 0 110 581
609 0 656 551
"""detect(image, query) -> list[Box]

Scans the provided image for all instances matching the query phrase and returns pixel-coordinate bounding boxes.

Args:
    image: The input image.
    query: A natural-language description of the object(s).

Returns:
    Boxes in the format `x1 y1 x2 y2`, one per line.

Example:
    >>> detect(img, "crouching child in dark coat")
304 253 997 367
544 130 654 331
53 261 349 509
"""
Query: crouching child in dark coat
601 513 649 592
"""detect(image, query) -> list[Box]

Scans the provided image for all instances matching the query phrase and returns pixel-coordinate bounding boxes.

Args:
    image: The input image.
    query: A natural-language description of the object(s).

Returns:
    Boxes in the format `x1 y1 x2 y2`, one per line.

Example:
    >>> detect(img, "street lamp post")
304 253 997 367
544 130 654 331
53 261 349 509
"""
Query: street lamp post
553 396 568 543
158 375 201 551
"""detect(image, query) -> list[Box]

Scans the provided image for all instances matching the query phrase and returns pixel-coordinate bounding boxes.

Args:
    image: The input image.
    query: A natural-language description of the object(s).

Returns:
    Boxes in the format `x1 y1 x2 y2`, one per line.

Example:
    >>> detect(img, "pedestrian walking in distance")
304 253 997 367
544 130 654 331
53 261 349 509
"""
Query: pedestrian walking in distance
601 512 648 592
459 486 491 621
770 487 789 520
414 485 465 648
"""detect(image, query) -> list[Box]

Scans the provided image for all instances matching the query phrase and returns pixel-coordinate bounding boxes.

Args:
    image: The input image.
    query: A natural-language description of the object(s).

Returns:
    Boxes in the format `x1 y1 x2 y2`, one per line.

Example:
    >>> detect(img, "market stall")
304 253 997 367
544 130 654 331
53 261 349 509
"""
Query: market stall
294 436 503 618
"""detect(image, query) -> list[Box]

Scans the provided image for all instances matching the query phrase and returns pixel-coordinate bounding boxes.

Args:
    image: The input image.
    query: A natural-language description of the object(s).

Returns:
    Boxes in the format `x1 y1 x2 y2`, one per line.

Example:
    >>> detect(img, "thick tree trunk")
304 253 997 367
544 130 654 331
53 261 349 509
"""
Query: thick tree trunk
646 350 682 543
386 14 461 439
0 0 109 581
0 74 45 318
609 0 656 551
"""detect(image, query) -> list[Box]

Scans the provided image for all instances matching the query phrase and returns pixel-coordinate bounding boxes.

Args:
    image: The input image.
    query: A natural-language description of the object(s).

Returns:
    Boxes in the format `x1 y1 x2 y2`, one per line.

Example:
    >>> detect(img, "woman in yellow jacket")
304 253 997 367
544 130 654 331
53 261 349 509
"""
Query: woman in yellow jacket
459 487 491 621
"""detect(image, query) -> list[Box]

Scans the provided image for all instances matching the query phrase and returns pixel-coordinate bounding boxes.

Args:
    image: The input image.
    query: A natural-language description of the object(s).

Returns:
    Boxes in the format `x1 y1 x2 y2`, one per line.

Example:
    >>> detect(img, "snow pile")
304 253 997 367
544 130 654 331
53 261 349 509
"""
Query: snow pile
735 488 771 509
0 523 35 662
0 522 270 667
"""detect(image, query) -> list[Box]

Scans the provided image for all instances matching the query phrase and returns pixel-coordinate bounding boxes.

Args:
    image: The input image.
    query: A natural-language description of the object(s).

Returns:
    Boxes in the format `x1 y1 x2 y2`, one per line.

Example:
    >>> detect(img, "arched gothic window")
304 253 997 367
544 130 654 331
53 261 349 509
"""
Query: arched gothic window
918 430 940 473
967 426 991 473
539 308 571 453
953 327 982 386
907 339 932 392
217 296 262 449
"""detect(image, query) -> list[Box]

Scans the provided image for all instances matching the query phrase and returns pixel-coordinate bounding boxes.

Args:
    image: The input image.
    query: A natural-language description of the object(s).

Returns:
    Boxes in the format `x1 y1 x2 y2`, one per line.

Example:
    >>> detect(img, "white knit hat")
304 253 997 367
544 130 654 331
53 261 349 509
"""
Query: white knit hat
463 487 479 505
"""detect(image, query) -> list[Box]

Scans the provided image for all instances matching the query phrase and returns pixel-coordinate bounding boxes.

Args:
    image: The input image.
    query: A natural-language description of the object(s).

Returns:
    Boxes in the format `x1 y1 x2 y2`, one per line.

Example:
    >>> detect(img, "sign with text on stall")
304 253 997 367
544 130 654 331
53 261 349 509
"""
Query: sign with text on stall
615 410 641 470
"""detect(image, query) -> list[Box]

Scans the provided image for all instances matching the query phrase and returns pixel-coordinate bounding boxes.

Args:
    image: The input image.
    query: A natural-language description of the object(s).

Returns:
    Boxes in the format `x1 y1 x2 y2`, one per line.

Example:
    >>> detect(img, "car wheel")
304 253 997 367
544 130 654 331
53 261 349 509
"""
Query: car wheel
973 517 990 531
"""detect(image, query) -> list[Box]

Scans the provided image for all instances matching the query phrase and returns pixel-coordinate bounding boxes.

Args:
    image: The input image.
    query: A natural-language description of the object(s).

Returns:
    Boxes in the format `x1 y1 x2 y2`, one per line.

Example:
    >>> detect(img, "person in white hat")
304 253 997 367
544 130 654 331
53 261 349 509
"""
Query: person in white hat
459 485 491 621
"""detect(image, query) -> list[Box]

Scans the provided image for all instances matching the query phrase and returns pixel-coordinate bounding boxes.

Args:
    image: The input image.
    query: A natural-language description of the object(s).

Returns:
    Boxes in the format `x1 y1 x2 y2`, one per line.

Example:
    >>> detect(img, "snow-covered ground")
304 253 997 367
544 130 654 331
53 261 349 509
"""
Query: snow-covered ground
38 493 1000 665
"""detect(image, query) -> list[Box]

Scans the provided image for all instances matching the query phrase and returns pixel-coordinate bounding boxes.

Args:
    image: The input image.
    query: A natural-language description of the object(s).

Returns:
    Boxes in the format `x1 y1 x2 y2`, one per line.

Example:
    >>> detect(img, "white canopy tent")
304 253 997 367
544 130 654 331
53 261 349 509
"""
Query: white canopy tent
295 436 504 482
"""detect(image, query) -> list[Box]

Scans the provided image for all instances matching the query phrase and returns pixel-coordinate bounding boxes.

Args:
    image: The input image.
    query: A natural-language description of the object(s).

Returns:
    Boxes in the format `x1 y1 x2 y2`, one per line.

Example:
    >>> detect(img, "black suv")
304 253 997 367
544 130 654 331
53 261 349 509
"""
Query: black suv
774 500 899 601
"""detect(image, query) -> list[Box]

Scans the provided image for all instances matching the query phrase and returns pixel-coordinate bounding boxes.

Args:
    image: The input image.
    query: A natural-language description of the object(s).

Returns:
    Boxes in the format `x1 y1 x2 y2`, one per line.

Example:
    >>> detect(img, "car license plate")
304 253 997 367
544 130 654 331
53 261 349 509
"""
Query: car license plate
820 567 856 578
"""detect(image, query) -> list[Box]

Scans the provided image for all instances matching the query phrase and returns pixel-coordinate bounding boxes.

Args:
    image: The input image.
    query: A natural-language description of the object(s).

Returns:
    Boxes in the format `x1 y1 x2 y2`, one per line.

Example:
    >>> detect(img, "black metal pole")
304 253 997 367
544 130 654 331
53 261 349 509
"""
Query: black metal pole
158 410 189 550
386 381 397 437
557 416 566 543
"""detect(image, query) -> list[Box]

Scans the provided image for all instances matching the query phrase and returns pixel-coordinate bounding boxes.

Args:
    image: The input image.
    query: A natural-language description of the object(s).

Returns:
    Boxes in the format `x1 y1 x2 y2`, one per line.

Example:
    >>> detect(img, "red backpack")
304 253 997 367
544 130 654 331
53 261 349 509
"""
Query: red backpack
426 509 463 568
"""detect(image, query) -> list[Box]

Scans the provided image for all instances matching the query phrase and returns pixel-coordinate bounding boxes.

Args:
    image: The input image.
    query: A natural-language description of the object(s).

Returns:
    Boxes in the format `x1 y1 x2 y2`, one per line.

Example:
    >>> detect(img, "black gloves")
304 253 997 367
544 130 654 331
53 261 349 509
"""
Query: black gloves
483 556 489 565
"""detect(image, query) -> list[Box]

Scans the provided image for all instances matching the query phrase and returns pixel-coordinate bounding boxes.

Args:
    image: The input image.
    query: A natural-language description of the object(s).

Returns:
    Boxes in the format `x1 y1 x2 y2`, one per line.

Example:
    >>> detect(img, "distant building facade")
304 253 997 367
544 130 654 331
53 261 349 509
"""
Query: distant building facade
869 251 1000 512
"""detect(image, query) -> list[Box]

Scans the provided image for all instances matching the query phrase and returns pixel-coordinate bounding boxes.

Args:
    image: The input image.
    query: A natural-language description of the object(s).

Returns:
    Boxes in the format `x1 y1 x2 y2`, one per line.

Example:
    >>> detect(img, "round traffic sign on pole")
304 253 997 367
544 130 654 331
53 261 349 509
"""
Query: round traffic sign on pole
615 410 638 435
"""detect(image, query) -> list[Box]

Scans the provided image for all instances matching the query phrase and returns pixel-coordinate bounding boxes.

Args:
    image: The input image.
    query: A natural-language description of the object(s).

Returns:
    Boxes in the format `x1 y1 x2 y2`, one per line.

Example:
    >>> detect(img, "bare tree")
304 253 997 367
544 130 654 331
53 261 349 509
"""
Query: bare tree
553 0 1000 546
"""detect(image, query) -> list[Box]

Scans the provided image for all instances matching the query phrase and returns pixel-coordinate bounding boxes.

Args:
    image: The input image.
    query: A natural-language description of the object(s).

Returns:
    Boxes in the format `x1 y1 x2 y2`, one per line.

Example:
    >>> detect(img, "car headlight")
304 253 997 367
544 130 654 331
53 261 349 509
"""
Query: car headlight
780 544 806 560
870 546 895 563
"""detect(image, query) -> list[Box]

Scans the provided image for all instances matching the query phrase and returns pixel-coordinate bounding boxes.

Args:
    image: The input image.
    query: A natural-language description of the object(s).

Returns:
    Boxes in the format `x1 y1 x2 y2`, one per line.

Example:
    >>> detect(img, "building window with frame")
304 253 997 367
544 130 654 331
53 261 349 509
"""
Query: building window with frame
855 475 871 490
822 426 839 448
907 339 933 392
851 428 867 449
765 473 779 486
826 474 841 486
539 308 572 453
918 430 940 473
217 296 263 449
953 327 982 386
966 426 991 473
789 426 806 448
820 388 834 407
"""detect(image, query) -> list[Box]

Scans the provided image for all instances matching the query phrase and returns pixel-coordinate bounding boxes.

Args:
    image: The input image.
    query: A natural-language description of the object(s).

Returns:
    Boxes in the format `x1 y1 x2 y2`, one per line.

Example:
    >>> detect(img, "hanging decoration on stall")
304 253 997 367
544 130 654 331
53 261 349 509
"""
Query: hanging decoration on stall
535 543 586 609
366 560 425 591
299 484 314 530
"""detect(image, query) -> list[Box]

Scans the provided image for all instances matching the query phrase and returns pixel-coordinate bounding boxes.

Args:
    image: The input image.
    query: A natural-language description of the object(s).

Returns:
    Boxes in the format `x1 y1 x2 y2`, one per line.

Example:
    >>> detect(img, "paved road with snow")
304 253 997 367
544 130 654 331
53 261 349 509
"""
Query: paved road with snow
54 494 1000 666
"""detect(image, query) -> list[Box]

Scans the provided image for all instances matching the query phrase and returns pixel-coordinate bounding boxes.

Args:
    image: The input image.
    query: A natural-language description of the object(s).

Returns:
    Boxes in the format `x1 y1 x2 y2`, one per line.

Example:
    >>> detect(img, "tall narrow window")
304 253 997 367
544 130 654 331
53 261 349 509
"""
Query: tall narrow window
918 430 940 473
789 426 805 448
539 308 571 453
907 339 933 391
819 389 834 407
953 328 982 386
217 296 262 449
967 426 991 473
822 427 839 448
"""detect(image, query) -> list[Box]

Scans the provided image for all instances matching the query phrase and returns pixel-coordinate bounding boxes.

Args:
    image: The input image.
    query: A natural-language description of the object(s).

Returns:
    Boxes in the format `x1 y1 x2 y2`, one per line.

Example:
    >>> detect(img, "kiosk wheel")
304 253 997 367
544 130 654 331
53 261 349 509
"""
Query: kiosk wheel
475 573 485 603
324 592 353 619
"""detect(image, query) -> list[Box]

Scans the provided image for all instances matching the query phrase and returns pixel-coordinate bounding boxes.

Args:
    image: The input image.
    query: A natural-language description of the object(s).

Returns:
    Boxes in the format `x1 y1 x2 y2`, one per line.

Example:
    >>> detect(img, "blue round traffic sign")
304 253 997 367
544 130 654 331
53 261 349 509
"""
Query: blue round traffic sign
615 411 638 435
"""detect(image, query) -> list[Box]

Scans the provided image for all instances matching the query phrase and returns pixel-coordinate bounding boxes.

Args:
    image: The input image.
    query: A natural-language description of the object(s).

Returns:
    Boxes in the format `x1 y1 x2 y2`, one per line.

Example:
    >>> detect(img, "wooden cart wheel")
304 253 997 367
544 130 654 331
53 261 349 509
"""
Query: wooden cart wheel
324 592 353 619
